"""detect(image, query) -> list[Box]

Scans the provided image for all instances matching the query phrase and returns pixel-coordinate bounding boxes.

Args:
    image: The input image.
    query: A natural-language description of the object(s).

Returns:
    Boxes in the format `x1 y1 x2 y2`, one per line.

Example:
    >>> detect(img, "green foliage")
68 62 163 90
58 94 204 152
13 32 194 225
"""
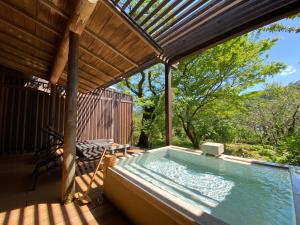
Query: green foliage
258 13 300 34
173 34 285 148
276 128 300 166
259 23 300 33
239 84 300 145
116 17 300 165
117 64 165 148
225 143 277 162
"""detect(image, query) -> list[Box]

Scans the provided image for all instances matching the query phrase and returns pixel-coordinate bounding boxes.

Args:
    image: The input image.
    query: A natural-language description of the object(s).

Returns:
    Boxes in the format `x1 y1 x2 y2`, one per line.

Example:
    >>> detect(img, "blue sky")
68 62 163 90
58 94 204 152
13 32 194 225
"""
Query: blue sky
248 18 300 91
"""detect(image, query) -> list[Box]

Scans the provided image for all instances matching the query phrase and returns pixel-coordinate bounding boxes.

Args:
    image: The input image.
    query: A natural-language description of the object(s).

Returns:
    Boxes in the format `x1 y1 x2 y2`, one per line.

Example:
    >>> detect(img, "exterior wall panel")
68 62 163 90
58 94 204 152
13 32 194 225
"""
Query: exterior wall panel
0 67 133 154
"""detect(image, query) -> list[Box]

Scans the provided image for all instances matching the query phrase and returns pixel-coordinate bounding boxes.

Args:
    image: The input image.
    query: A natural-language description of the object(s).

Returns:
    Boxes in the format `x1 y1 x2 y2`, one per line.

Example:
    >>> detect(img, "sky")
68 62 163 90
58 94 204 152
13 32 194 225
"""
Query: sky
247 18 300 92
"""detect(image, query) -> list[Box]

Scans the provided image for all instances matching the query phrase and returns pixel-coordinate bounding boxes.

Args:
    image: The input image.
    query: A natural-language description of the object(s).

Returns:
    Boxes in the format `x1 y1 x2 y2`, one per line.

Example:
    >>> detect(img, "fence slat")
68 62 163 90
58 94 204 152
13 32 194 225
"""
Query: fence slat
0 68 133 154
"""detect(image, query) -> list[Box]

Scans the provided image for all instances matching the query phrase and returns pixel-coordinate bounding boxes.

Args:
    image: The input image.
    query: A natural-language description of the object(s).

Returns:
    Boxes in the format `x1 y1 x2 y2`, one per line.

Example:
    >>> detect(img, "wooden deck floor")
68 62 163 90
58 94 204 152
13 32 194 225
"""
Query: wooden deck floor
0 155 132 225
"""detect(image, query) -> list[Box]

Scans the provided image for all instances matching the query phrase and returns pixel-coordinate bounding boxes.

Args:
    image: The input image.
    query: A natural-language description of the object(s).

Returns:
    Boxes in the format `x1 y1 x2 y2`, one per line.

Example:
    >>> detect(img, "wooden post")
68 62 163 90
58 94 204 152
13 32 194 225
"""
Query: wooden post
165 63 172 145
61 31 79 203
49 84 56 128
50 0 99 84
103 155 116 179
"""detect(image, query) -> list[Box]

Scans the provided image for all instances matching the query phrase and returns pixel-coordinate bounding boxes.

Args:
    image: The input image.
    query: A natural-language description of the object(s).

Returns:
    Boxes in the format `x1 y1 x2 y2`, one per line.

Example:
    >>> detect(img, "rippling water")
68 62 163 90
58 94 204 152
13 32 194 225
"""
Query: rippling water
121 150 296 225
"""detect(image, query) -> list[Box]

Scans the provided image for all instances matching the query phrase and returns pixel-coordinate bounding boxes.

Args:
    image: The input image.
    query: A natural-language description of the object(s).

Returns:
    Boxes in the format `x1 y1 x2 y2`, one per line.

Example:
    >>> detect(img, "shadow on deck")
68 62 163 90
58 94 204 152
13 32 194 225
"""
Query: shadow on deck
0 155 132 225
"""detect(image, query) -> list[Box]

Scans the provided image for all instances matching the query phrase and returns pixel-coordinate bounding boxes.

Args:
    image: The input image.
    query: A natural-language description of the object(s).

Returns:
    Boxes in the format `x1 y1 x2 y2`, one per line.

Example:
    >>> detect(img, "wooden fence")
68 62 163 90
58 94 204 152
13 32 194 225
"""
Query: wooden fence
0 67 133 154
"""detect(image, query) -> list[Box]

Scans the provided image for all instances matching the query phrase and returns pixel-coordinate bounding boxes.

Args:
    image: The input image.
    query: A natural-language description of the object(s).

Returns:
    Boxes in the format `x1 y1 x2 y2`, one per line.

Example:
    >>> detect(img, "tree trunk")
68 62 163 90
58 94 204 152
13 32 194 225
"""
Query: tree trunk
180 117 199 148
138 129 150 148
186 125 200 148
137 106 155 148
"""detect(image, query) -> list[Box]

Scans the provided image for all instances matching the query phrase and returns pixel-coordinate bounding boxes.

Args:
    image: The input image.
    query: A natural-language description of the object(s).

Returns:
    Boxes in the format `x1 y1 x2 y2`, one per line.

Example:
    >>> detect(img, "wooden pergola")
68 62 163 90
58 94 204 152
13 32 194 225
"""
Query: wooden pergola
0 0 299 202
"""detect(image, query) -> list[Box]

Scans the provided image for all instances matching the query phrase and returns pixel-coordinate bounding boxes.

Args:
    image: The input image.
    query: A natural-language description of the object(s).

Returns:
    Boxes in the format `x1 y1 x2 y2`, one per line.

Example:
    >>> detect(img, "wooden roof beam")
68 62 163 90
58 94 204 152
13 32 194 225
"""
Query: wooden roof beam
144 0 183 32
134 0 156 21
153 0 213 40
0 55 48 79
0 46 49 70
139 0 169 27
0 32 53 59
0 1 62 37
121 0 133 10
167 0 300 63
101 57 159 89
79 66 107 83
0 40 50 64
84 29 138 68
129 0 145 17
158 0 230 45
79 59 112 81
50 0 99 84
39 0 69 20
0 17 54 49
103 0 161 54
148 1 195 36
0 48 48 72
79 69 106 84
80 45 123 74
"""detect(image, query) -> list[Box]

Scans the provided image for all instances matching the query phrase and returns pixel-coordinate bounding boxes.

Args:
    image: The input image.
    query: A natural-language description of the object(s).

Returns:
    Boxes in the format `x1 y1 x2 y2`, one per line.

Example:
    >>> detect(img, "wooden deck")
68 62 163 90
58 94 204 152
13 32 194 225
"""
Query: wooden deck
0 155 132 225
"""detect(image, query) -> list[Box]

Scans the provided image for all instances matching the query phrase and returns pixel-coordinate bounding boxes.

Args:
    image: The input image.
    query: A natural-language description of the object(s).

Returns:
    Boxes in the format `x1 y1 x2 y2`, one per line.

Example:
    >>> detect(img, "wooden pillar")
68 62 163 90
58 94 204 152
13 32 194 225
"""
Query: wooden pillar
165 63 172 145
103 155 116 179
49 84 56 128
61 31 79 203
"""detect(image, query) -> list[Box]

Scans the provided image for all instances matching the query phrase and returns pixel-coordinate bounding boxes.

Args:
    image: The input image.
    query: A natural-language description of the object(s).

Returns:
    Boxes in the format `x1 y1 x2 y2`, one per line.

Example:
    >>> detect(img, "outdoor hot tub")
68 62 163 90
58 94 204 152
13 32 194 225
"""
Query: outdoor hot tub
103 146 299 225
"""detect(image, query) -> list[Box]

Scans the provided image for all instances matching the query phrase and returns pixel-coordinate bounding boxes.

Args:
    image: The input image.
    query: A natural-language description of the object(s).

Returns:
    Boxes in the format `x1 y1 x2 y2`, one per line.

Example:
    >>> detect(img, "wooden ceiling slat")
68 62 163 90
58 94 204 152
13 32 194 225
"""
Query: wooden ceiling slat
76 76 99 89
121 0 133 10
103 0 161 54
0 43 50 68
101 57 159 89
0 54 47 79
0 17 54 49
80 59 112 82
84 29 138 67
28 0 159 92
129 0 146 17
134 0 156 21
80 46 122 74
2 0 294 93
0 0 62 37
152 0 212 40
39 0 69 20
0 32 52 61
158 0 230 44
0 48 48 72
148 0 195 36
0 60 46 79
79 69 106 84
139 0 169 27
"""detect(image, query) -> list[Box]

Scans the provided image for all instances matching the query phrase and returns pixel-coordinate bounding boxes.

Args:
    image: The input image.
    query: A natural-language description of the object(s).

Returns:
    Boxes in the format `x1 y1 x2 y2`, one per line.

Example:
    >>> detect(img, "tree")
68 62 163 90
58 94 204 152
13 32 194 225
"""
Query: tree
117 64 164 148
173 34 286 148
259 13 300 33
241 84 300 145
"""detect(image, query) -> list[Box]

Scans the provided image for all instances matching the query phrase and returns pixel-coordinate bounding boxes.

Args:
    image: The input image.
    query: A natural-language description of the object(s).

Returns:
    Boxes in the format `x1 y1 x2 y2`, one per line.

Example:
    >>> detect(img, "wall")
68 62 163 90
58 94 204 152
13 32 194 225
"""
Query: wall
0 66 133 154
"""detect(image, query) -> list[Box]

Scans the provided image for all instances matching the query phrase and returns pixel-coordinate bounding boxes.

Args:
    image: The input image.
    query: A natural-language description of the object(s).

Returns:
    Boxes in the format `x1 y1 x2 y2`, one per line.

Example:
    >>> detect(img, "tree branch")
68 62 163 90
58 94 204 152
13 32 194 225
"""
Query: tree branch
138 71 146 97
148 71 157 96
125 78 139 96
